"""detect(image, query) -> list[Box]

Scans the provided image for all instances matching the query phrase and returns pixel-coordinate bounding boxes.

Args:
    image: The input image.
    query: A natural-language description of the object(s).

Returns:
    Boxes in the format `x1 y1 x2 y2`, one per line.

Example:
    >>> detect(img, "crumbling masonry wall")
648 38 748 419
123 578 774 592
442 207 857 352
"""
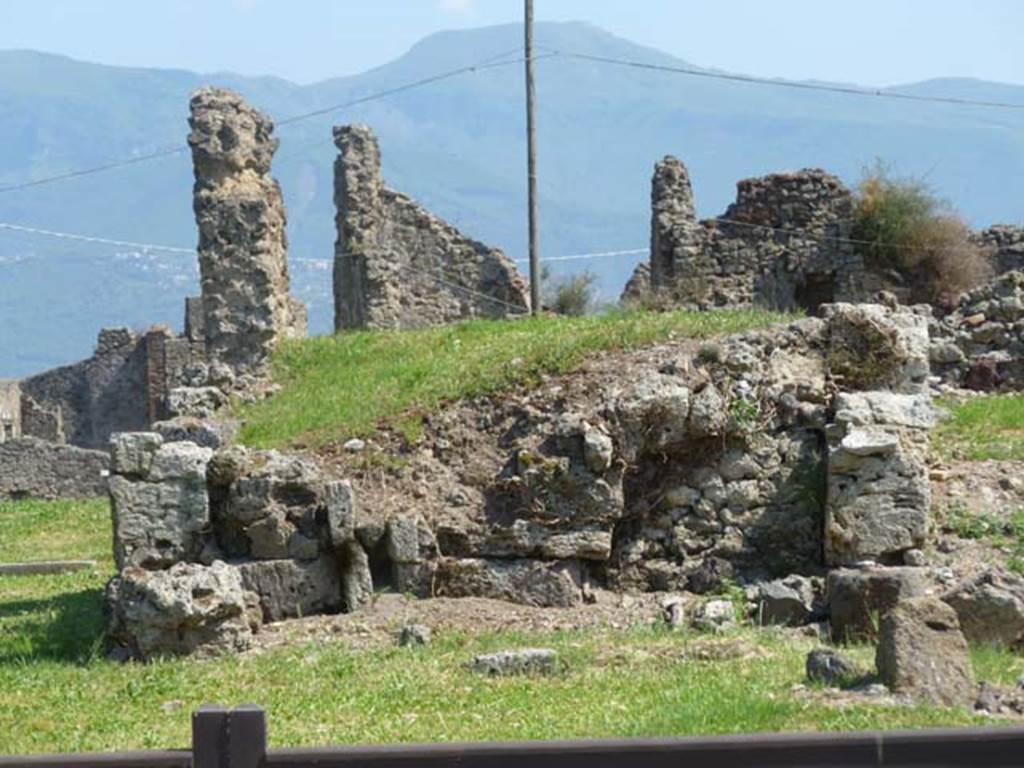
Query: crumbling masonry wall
333 124 530 331
189 87 306 373
639 157 865 312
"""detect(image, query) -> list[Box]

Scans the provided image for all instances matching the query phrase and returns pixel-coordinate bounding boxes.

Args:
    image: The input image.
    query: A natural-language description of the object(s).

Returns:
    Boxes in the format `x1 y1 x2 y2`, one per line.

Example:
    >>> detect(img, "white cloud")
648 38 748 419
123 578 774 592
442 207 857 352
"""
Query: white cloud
439 0 474 12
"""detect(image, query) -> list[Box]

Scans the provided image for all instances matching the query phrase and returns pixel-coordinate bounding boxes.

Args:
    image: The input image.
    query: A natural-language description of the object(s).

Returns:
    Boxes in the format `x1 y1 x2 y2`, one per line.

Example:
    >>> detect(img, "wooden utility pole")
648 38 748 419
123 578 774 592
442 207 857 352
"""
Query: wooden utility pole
524 0 541 314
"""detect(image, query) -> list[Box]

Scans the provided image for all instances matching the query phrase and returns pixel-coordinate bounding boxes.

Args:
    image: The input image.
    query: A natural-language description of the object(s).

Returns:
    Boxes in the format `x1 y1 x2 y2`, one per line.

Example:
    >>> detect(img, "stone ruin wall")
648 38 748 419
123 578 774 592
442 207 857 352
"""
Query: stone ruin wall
333 124 530 331
189 87 306 374
1 88 306 498
103 301 940 659
634 156 1024 315
643 156 865 313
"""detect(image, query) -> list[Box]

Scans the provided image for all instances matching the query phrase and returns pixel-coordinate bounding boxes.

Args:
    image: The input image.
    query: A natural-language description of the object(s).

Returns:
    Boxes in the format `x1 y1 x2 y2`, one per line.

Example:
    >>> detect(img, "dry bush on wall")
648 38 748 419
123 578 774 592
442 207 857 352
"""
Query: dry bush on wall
853 164 991 307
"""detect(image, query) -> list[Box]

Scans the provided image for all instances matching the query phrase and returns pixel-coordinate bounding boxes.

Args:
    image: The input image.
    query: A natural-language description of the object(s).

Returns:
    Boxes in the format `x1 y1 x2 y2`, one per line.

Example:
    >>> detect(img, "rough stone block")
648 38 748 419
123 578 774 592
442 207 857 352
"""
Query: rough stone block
238 557 343 623
827 566 932 642
110 432 164 478
876 597 976 707
106 561 261 661
433 558 582 607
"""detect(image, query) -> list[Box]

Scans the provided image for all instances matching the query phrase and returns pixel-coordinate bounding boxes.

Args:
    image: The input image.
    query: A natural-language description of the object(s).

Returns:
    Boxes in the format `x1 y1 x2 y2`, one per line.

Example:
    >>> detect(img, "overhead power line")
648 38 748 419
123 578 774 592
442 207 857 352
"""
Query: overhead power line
0 222 194 254
0 53 536 196
551 50 1024 110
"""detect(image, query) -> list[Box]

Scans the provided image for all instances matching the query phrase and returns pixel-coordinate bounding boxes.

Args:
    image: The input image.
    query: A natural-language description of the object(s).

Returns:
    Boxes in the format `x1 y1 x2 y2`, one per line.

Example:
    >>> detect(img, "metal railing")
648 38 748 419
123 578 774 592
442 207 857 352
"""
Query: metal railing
4 705 1024 767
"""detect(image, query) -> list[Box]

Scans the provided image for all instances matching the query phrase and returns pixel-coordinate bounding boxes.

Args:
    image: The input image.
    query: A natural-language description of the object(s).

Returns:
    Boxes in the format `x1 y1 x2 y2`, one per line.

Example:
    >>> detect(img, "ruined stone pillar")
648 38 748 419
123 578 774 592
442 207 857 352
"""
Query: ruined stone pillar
332 125 390 330
649 156 704 294
332 124 530 331
188 87 306 375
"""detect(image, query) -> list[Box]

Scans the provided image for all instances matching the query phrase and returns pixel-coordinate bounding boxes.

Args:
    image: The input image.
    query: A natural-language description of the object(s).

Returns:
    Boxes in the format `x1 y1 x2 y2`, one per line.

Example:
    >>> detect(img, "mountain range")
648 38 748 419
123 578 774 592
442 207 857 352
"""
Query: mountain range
2 21 1023 377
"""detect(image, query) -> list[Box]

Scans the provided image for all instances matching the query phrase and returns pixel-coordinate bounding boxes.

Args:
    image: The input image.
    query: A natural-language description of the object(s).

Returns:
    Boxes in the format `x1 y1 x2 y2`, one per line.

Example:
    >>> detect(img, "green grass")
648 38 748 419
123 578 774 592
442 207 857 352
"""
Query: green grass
0 498 111 565
934 395 1024 461
2 499 1022 756
238 308 790 448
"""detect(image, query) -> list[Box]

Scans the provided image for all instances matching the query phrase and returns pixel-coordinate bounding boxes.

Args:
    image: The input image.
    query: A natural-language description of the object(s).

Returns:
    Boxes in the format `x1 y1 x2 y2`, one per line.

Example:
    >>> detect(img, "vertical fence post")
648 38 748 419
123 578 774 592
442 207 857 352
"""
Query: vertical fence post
192 705 228 768
228 705 268 768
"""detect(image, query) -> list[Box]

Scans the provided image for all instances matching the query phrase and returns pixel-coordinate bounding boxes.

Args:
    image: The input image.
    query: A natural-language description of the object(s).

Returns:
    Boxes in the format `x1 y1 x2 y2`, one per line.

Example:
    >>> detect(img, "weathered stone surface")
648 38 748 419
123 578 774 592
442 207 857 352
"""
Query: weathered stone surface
823 303 931 393
153 416 238 449
806 648 862 686
757 575 817 626
398 624 431 647
237 557 343 622
827 567 932 642
110 439 212 570
694 599 736 631
167 387 229 419
942 569 1024 648
0 437 108 500
931 270 1024 391
637 159 859 313
825 392 933 567
189 87 305 375
110 432 163 477
106 561 261 661
340 540 373 612
333 124 529 331
211 448 342 561
433 558 582 607
876 597 976 707
470 648 558 676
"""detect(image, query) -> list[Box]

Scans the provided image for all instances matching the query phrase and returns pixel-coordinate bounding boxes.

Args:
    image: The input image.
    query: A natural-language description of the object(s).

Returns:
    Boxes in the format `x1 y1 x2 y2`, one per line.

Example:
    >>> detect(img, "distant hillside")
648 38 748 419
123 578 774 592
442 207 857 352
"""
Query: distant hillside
2 21 1023 377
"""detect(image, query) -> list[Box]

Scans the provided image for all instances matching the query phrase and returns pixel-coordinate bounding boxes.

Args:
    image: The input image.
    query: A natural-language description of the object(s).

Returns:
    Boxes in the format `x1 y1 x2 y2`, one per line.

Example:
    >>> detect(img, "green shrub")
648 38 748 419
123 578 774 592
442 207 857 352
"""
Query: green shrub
853 164 990 305
545 270 598 316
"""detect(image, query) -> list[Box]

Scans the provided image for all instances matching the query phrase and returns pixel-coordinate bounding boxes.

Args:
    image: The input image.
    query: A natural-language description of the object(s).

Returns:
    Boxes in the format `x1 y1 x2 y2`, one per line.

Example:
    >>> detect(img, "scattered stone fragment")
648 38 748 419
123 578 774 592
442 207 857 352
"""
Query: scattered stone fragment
398 624 431 647
343 438 366 453
470 648 558 676
662 595 685 628
757 575 817 626
694 599 736 632
875 597 976 707
805 648 862 686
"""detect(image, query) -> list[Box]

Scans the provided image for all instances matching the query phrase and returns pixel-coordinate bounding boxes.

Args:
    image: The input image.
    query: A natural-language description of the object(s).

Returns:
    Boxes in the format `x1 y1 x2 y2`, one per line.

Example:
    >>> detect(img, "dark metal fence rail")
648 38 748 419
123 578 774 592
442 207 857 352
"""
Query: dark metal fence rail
3 705 1024 768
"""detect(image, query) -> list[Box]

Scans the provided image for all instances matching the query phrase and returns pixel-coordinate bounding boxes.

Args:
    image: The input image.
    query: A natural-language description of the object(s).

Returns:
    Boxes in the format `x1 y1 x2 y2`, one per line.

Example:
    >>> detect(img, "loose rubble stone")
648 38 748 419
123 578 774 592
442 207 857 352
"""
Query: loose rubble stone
106 561 261 661
662 595 685 628
876 597 976 707
470 648 558 676
398 624 431 647
694 599 736 632
757 576 817 626
806 648 863 686
942 569 1024 648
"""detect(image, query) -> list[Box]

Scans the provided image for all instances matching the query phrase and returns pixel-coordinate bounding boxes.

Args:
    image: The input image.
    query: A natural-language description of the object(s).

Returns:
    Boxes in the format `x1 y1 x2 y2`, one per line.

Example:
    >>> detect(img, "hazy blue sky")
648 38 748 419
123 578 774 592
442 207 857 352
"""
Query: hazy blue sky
3 1 1022 86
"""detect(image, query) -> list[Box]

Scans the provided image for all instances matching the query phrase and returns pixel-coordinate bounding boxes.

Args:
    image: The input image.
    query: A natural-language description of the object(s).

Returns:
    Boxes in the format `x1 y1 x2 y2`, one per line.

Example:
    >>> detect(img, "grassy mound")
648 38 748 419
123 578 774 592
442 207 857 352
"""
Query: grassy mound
239 309 789 449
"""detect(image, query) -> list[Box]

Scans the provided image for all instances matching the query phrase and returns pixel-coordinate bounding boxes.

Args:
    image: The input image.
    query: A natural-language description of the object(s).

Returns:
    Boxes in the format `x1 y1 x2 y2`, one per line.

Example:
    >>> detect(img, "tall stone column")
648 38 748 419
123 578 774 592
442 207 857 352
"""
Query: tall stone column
188 87 306 375
650 156 703 292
